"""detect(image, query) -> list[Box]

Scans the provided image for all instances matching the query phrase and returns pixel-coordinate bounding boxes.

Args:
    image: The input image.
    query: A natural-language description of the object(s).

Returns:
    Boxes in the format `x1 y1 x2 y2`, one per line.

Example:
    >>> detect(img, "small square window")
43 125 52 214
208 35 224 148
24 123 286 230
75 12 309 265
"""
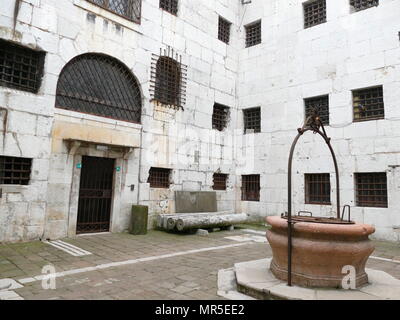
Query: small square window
355 172 388 208
0 39 45 93
213 173 228 191
0 156 32 185
304 0 327 29
242 175 260 202
218 16 231 44
212 103 230 131
244 107 261 133
304 95 329 125
245 21 262 48
86 0 142 23
148 167 171 188
350 0 379 12
353 86 384 122
305 173 331 205
159 0 178 15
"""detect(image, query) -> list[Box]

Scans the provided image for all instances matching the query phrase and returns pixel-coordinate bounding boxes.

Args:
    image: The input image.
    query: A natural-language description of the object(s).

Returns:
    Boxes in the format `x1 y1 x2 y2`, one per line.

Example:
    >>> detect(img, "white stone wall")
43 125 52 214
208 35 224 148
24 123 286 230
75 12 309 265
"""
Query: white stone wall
237 0 400 241
0 0 241 241
0 0 399 242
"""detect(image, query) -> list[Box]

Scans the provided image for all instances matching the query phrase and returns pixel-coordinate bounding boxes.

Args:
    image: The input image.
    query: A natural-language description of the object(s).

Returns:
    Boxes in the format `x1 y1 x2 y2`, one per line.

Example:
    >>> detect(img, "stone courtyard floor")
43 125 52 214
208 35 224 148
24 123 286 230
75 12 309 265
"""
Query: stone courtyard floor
0 226 400 300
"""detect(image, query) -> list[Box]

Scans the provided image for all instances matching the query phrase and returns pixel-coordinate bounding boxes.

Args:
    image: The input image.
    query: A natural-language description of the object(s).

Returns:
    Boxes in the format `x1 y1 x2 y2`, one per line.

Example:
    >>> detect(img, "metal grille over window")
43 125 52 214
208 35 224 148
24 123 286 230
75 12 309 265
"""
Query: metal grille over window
159 0 178 15
148 168 171 189
0 39 45 93
86 0 142 23
218 17 231 44
350 0 379 12
56 53 142 123
305 95 329 125
353 86 384 122
305 173 331 205
150 47 187 110
212 103 230 131
244 107 261 133
355 173 388 208
0 156 32 185
304 0 326 29
245 21 262 48
213 173 228 191
242 175 260 201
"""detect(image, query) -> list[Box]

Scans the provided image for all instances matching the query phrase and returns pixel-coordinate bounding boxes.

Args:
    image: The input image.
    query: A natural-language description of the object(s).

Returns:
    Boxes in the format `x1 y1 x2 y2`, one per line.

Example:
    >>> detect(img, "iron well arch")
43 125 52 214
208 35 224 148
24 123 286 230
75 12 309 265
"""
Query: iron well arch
285 109 350 286
56 53 142 124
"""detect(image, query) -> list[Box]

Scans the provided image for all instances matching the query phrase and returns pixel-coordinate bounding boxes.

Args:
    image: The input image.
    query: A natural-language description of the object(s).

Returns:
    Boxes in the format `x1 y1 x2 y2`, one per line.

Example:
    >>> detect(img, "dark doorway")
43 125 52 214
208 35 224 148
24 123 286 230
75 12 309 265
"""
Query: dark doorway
77 156 115 234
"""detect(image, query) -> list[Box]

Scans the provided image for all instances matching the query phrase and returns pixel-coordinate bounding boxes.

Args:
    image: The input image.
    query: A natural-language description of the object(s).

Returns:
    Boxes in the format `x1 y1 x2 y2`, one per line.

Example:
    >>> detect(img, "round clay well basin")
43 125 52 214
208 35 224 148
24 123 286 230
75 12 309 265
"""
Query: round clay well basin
266 216 375 289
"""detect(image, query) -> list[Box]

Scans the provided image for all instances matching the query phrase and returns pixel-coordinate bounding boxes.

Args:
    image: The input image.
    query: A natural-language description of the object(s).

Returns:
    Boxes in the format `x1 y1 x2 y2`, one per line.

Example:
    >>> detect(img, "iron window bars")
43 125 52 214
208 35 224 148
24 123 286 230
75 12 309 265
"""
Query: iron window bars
213 173 228 191
304 0 327 29
0 39 45 93
148 167 171 188
305 95 329 125
305 173 331 205
77 156 114 234
159 0 178 15
355 172 388 208
242 175 260 201
245 20 262 48
86 0 142 23
0 156 32 185
56 53 142 123
353 86 384 122
218 16 232 44
244 107 261 133
212 103 230 131
150 47 187 110
350 0 379 12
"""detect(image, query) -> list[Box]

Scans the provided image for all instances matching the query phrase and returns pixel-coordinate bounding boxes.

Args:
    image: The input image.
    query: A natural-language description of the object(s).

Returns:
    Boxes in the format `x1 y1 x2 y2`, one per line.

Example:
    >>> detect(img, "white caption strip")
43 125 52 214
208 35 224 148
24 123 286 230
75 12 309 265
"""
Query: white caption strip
18 242 250 285
43 240 92 257
241 229 266 236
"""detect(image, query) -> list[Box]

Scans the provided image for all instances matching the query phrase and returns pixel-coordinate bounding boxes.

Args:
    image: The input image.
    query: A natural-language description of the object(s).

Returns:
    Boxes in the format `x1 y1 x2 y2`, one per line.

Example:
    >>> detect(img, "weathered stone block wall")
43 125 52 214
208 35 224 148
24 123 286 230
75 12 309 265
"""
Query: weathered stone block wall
0 0 241 241
237 0 400 241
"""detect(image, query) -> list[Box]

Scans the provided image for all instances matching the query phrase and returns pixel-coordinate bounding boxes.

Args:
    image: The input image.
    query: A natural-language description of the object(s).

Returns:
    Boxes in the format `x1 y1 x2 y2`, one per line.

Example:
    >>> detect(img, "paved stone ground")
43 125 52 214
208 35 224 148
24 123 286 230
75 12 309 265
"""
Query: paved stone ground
0 227 399 300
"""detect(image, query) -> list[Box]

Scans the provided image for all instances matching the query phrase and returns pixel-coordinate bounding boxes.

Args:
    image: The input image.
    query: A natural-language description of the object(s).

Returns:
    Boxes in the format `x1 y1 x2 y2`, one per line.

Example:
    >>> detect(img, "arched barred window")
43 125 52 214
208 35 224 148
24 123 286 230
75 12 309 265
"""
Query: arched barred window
56 53 142 123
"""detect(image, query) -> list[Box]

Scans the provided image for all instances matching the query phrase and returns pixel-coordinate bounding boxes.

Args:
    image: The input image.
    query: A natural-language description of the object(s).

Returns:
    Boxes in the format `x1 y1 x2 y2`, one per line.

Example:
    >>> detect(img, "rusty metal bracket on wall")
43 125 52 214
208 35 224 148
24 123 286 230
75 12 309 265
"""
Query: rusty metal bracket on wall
286 109 342 287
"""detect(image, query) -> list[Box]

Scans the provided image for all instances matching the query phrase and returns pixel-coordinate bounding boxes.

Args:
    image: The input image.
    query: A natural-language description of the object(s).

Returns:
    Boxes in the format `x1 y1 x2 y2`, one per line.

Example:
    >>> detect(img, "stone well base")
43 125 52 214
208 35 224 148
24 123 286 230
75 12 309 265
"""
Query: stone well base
217 258 400 300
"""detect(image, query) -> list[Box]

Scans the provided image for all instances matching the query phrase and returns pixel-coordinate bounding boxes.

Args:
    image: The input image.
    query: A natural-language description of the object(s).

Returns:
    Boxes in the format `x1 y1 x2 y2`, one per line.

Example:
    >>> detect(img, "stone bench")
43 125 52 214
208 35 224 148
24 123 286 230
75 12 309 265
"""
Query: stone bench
157 191 248 232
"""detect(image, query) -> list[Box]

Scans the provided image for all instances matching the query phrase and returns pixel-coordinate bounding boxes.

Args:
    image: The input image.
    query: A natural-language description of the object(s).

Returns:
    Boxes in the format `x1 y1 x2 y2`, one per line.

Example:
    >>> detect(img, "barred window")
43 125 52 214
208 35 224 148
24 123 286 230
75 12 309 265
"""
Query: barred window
86 0 142 23
213 173 228 191
150 48 187 110
350 0 379 12
0 156 32 185
304 0 326 29
148 167 171 189
305 95 329 125
355 173 388 208
245 21 262 48
244 107 261 133
160 0 178 15
212 103 230 131
56 53 142 123
305 174 331 205
242 175 260 202
0 39 45 93
353 86 384 122
218 16 231 44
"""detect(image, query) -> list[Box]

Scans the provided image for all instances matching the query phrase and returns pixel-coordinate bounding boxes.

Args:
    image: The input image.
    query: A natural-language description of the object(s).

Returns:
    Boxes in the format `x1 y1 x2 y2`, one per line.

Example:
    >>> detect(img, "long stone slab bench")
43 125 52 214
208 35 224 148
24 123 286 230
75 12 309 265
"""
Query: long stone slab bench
157 191 249 232
158 212 248 232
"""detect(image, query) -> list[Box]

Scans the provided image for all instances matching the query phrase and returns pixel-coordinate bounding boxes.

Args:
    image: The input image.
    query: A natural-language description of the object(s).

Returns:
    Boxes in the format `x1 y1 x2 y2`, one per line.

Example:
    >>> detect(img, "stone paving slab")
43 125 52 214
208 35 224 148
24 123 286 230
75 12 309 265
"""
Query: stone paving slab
0 227 399 300
234 258 400 300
